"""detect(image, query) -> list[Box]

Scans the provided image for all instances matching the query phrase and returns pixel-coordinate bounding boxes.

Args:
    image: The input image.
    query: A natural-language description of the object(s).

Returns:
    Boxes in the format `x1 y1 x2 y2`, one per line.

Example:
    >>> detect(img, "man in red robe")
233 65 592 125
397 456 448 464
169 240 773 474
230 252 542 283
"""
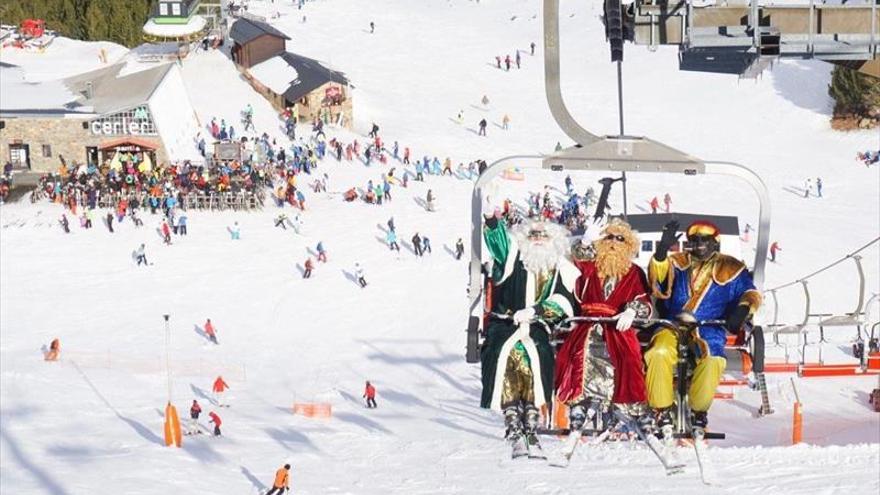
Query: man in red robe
555 219 652 430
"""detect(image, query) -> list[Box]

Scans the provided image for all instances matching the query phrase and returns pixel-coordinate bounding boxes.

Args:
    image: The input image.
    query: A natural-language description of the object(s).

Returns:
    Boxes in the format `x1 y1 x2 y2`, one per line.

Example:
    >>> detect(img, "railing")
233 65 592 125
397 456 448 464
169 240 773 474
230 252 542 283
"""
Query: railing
93 191 265 211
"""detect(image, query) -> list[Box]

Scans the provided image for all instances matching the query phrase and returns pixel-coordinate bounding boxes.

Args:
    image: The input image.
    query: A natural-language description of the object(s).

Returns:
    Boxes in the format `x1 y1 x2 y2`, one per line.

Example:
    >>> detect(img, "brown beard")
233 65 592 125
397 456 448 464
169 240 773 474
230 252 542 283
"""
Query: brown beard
595 240 633 279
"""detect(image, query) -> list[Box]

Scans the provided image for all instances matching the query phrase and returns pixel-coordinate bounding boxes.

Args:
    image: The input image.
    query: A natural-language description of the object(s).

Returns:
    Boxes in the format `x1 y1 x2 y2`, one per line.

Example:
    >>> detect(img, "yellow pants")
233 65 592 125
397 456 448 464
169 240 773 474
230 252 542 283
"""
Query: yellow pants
644 328 726 412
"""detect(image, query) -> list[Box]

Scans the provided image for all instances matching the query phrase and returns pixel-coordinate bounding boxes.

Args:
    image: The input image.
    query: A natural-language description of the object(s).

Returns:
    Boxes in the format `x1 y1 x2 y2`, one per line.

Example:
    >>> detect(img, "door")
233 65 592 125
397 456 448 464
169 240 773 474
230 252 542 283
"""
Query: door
9 144 30 170
85 146 98 167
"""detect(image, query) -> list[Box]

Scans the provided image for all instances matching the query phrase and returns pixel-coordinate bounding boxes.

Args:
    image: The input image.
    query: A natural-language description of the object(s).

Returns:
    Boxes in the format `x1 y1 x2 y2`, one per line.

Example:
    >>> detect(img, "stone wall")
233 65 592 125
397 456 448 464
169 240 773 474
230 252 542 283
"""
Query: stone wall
0 117 169 172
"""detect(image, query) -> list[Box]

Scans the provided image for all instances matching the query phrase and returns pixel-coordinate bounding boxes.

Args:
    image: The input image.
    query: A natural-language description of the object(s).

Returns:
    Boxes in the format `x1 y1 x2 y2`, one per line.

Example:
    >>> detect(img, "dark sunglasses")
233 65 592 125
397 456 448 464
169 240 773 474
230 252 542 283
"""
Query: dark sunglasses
604 234 626 242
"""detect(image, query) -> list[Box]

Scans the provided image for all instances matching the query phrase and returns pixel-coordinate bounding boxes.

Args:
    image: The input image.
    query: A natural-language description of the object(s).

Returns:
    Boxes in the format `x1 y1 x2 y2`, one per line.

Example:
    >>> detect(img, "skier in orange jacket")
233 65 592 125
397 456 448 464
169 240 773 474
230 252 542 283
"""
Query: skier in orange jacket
213 376 229 406
267 464 291 494
363 381 377 408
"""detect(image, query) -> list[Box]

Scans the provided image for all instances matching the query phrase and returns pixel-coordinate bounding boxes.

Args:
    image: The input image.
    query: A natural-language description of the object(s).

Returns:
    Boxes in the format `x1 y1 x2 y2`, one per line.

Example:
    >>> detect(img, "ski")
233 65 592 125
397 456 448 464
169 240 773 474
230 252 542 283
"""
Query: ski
525 433 546 460
613 410 685 476
510 434 528 459
548 408 599 468
659 425 684 470
692 427 719 485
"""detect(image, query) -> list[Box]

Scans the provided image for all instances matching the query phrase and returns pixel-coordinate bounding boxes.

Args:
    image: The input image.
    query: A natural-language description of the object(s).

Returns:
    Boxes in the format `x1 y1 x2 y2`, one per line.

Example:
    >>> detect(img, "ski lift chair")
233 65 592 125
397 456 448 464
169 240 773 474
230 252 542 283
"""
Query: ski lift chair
766 283 811 365
816 256 869 343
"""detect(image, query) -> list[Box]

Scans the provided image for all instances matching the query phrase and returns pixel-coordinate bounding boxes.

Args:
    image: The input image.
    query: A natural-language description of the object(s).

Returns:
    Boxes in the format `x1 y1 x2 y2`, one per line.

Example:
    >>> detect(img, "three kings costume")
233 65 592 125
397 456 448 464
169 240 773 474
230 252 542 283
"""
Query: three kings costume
480 219 579 411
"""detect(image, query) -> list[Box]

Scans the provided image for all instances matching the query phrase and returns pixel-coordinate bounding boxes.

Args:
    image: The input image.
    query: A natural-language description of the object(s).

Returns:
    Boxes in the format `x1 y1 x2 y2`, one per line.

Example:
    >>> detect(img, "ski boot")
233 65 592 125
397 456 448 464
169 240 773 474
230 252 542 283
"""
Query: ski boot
568 403 588 433
691 410 708 430
503 403 527 459
523 403 545 459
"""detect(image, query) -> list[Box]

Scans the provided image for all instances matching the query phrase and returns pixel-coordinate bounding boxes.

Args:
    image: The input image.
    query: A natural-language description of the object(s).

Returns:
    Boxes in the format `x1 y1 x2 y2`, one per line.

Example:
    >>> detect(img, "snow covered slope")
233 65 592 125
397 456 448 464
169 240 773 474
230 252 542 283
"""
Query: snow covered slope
1 1 878 494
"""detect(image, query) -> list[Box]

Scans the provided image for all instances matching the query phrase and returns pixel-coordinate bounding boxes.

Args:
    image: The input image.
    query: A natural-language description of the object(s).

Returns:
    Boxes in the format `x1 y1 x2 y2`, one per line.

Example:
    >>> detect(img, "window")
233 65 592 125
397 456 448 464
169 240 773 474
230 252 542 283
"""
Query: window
42 144 52 158
159 3 168 15
641 240 653 252
172 3 181 15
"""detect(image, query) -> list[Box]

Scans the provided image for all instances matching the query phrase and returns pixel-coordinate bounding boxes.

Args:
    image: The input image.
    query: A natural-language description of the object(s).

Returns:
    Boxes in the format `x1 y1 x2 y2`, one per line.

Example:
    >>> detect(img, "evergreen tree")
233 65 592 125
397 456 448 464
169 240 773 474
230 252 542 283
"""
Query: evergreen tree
828 66 880 118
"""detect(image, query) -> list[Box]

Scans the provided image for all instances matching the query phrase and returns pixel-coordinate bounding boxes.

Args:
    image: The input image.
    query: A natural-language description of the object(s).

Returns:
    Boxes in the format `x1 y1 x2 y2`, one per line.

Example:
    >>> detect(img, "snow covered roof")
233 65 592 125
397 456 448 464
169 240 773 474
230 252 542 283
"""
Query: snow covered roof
64 63 174 115
143 15 207 38
0 65 90 116
276 51 348 102
248 56 300 95
229 17 290 45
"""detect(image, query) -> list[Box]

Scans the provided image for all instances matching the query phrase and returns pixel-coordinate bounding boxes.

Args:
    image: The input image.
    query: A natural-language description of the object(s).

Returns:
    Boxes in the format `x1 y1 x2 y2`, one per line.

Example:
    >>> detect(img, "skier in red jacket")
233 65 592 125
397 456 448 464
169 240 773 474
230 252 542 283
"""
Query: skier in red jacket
213 376 229 406
204 318 218 344
208 411 222 436
363 381 377 408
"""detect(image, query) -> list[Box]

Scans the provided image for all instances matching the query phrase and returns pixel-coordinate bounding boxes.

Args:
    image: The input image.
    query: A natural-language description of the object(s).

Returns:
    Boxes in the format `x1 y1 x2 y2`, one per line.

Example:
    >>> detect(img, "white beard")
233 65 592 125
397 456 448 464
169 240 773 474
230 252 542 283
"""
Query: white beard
513 223 570 275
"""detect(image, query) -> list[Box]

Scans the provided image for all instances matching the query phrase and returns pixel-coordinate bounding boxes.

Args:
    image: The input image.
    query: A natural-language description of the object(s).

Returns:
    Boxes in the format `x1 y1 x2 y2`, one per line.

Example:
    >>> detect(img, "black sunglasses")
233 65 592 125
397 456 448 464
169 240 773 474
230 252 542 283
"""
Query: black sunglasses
604 234 626 242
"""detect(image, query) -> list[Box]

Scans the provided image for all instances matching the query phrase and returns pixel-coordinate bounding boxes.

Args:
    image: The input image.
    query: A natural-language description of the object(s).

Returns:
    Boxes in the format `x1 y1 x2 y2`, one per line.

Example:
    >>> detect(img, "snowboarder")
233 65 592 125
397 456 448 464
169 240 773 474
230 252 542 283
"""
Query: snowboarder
480 211 579 458
478 119 488 136
204 318 218 344
266 464 291 495
316 241 327 262
555 219 652 431
44 338 61 361
363 381 377 408
208 411 222 436
213 376 230 407
646 220 761 430
770 241 781 262
303 257 314 278
354 263 367 288
134 244 148 266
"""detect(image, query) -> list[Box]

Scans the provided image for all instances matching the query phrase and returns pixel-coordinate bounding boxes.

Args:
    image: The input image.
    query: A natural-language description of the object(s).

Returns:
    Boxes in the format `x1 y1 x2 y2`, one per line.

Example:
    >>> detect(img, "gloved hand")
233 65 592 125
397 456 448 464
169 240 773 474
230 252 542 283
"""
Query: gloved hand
614 307 637 331
726 304 751 333
580 217 607 246
654 220 681 261
513 307 536 325
482 197 498 218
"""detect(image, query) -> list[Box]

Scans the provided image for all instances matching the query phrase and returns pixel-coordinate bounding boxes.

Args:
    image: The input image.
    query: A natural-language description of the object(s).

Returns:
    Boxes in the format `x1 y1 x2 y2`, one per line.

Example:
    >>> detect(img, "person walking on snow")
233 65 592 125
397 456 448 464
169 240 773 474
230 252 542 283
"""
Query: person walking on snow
455 238 465 260
364 381 377 408
355 263 367 288
213 376 229 406
422 236 432 254
412 233 423 257
816 177 823 197
178 214 188 235
663 192 672 213
134 243 148 266
204 318 218 344
208 411 222 436
426 189 436 211
369 21 375 33
478 119 488 136
515 51 521 68
316 241 327 262
770 241 781 262
386 230 400 251
504 54 511 70
530 41 536 55
266 464 291 495
303 257 314 278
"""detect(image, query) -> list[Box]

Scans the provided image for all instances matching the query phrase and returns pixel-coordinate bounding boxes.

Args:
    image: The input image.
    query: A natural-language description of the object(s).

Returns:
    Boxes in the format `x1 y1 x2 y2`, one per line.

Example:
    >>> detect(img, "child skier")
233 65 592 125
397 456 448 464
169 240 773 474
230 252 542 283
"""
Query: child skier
363 381 377 408
189 399 202 434
266 464 291 495
208 411 222 436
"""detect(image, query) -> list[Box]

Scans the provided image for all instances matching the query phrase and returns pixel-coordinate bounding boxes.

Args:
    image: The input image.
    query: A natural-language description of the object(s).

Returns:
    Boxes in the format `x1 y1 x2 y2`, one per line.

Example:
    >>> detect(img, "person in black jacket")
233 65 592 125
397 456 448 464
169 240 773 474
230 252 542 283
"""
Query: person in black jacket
412 233 423 257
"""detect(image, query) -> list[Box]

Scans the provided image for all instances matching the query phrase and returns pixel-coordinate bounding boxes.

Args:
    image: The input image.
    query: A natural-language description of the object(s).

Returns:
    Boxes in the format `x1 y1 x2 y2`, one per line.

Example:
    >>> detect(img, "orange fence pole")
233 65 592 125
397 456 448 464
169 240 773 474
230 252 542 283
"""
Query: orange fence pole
790 378 803 445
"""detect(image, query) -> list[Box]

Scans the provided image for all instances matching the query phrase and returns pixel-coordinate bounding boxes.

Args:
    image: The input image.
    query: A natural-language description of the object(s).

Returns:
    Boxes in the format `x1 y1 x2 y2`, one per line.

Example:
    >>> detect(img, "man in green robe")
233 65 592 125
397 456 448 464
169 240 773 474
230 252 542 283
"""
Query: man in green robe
481 212 579 447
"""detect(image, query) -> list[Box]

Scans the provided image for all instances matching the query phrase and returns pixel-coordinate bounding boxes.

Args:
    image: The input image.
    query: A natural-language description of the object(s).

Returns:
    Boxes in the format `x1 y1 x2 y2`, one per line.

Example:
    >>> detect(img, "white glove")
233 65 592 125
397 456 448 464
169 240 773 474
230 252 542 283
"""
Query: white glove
614 307 637 331
513 307 536 325
482 197 496 218
581 217 608 245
